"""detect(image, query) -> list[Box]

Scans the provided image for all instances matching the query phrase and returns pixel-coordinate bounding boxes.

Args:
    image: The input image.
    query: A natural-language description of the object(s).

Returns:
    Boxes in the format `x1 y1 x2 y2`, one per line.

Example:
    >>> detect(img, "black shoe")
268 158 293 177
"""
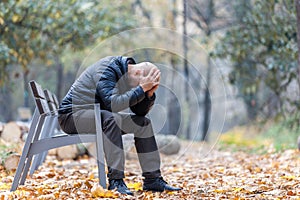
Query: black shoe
108 179 133 196
143 177 181 192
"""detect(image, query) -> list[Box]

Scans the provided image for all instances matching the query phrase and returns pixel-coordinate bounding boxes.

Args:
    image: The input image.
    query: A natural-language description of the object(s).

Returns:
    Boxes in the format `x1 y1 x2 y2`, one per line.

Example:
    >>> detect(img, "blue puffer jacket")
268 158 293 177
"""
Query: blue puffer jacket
58 56 155 116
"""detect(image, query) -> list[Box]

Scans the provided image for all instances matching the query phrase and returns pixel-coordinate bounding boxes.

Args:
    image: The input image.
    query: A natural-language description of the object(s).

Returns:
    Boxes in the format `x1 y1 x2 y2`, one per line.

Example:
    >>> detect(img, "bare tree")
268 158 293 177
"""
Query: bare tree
55 56 64 103
166 0 181 135
187 0 234 141
182 0 191 139
296 0 300 98
131 0 152 25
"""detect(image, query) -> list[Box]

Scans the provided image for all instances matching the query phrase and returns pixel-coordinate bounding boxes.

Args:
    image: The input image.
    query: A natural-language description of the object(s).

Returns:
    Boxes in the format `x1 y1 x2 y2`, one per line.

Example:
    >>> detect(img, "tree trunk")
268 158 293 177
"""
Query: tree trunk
167 57 181 135
166 0 180 136
200 1 214 141
55 56 63 102
244 94 258 120
23 70 29 107
202 56 211 141
296 0 300 100
182 0 191 139
0 85 13 122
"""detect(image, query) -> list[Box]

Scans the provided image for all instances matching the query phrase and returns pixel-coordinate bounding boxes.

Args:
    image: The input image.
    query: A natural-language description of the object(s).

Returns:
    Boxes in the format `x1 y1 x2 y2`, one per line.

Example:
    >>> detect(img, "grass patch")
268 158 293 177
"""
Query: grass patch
218 126 271 154
218 118 299 153
0 140 20 165
261 120 299 151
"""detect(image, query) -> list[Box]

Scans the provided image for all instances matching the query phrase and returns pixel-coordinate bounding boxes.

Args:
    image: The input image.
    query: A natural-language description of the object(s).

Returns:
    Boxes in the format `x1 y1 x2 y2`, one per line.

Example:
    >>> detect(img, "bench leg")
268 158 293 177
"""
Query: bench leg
94 104 106 189
20 155 33 185
40 116 59 164
34 116 57 172
30 116 54 175
11 110 39 191
17 114 46 188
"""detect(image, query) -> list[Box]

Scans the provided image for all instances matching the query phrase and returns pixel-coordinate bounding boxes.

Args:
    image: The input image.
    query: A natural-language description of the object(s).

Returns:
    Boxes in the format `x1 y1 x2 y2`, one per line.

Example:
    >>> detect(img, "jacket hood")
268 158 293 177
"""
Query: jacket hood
120 56 136 74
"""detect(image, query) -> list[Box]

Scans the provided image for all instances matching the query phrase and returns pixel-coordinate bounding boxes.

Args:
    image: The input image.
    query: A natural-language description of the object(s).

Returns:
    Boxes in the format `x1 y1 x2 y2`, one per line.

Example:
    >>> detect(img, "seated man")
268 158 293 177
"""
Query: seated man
58 56 181 195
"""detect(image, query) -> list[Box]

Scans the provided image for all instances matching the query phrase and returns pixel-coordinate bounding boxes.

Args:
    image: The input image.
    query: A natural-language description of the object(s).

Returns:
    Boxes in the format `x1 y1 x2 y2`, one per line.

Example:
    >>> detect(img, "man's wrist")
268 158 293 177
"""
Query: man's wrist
146 92 155 100
147 92 153 98
139 84 147 92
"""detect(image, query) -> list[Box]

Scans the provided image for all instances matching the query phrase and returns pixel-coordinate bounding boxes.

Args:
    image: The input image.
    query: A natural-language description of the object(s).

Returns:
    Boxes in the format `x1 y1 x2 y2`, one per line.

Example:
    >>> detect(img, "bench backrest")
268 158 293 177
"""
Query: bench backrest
29 81 50 115
51 93 59 110
44 89 57 112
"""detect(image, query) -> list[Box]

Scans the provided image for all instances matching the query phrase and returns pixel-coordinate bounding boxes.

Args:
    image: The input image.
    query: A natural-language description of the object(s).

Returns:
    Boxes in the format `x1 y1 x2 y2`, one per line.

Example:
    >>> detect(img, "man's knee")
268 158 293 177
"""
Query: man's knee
101 110 114 122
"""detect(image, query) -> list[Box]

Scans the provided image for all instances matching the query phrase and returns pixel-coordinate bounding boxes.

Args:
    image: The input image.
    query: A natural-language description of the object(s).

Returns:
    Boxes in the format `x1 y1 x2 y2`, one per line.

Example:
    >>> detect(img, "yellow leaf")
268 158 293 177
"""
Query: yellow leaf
91 184 104 197
12 14 20 23
281 175 295 180
37 187 44 195
91 184 119 198
0 17 4 25
73 181 82 188
254 167 262 173
167 191 175 194
170 167 181 172
9 49 18 57
54 12 60 19
233 187 244 192
88 172 94 179
127 182 142 191
12 190 27 196
214 189 226 193
0 183 11 190
53 192 59 199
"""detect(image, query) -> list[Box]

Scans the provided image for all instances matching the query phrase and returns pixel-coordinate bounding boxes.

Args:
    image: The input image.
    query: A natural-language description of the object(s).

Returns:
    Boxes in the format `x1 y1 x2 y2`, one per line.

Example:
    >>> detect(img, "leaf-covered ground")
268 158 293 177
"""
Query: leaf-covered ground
0 141 299 199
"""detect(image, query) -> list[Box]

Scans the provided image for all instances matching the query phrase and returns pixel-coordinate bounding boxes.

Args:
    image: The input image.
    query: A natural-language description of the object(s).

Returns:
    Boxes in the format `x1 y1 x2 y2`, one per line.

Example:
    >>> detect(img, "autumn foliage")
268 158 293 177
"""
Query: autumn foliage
0 140 299 199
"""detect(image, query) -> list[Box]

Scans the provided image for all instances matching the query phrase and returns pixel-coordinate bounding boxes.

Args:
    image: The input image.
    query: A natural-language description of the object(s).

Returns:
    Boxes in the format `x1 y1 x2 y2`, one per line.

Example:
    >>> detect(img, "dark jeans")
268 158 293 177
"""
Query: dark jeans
58 109 161 179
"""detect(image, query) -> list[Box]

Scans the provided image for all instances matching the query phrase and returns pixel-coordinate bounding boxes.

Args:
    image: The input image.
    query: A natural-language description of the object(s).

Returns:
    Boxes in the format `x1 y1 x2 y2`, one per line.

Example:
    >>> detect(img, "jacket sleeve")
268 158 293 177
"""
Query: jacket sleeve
130 93 156 116
96 67 146 112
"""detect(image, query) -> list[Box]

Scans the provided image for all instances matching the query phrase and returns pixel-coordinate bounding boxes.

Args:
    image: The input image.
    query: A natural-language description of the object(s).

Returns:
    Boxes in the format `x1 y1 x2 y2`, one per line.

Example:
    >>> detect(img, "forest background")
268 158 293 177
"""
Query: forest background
1 0 299 149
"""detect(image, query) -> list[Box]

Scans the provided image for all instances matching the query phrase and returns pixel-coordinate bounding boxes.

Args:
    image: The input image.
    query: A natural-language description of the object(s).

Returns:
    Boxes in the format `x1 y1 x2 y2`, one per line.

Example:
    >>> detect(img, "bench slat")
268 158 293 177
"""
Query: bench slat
44 90 54 103
36 98 50 115
44 90 56 112
30 81 46 99
28 134 96 156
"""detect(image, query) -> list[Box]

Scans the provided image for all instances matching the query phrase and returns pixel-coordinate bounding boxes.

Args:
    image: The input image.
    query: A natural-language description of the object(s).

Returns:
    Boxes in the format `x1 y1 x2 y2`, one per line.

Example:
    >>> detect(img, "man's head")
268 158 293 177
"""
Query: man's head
127 62 159 87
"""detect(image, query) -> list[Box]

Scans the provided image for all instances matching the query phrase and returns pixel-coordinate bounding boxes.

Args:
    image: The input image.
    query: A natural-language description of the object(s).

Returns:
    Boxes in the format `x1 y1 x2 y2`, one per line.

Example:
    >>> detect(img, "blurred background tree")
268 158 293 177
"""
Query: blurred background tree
215 0 298 122
0 0 135 121
0 0 299 143
186 0 234 140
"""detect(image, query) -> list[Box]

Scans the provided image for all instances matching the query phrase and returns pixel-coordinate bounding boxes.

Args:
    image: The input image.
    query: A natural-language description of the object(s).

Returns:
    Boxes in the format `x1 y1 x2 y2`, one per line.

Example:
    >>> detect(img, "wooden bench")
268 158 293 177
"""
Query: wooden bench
11 80 106 191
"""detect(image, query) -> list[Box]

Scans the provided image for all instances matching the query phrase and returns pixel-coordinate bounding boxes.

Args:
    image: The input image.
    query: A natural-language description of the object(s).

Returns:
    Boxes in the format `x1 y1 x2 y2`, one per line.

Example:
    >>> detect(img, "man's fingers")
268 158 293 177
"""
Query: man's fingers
146 69 160 82
150 67 160 76
154 72 161 81
153 82 159 87
147 68 157 77
150 71 160 82
150 70 160 79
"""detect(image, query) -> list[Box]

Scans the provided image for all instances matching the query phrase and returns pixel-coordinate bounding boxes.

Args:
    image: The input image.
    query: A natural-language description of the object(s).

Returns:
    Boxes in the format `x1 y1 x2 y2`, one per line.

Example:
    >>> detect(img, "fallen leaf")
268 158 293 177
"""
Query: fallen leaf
91 184 119 198
127 182 142 191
